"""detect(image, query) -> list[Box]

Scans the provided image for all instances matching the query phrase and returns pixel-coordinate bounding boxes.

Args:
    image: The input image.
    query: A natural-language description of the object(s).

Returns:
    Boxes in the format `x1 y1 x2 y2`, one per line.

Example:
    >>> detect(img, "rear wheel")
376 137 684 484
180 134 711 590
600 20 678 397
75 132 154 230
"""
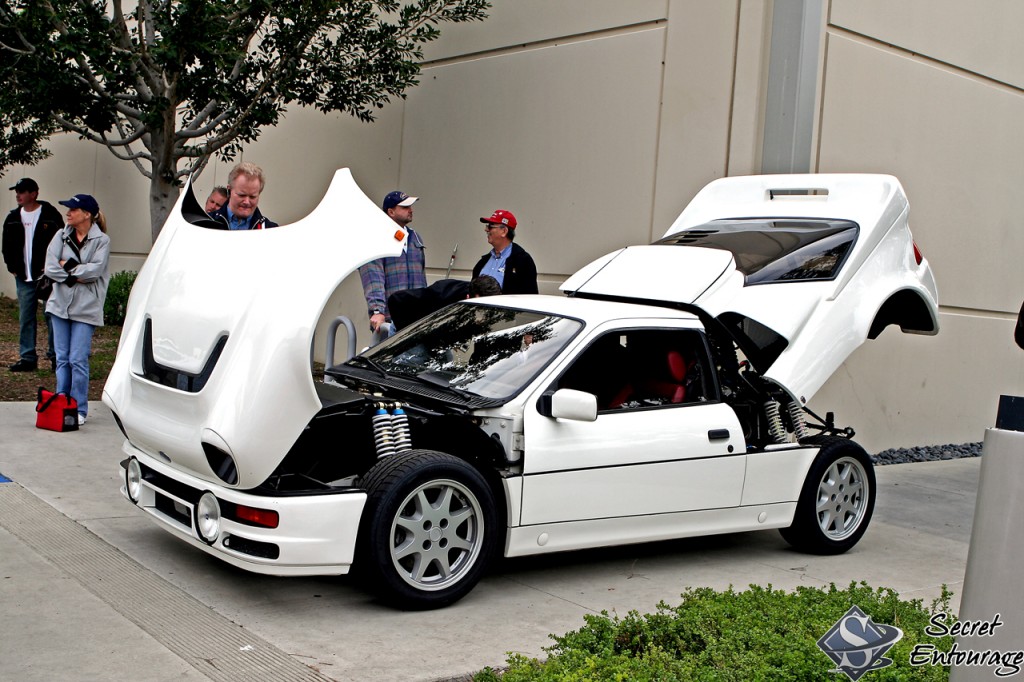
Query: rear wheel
780 436 875 554
357 450 497 609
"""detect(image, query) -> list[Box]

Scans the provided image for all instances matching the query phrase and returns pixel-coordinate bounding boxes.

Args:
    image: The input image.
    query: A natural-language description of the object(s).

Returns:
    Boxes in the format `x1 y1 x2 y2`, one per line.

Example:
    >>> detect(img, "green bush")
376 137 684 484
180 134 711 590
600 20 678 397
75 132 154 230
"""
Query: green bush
474 583 956 681
104 270 138 326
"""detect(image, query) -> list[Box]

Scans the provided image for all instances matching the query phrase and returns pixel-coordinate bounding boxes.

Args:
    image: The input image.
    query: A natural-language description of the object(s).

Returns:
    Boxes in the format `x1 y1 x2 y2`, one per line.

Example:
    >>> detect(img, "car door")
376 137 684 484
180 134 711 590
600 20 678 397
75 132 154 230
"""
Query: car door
519 327 746 528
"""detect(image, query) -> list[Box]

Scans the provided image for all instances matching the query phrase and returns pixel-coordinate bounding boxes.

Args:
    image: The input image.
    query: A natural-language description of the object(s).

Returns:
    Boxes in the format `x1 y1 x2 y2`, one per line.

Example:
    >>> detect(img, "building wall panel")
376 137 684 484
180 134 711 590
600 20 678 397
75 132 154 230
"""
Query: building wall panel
830 0 1024 89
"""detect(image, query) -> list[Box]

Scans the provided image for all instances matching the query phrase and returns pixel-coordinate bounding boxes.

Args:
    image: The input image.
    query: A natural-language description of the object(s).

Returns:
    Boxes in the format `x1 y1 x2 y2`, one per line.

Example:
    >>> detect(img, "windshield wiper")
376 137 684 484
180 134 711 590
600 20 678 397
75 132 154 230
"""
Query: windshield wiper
345 355 388 378
415 370 478 400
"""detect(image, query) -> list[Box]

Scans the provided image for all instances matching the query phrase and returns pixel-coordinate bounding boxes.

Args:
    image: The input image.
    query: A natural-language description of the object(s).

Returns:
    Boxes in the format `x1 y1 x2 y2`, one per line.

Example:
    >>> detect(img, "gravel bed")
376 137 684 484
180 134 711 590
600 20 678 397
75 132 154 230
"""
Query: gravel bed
871 442 983 465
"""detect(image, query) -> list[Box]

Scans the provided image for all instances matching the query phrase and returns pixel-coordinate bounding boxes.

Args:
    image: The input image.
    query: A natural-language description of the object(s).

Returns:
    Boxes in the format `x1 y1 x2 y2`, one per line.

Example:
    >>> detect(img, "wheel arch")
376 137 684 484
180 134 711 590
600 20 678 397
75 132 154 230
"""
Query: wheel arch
356 448 509 557
446 449 510 540
868 288 938 339
781 434 875 554
354 448 503 608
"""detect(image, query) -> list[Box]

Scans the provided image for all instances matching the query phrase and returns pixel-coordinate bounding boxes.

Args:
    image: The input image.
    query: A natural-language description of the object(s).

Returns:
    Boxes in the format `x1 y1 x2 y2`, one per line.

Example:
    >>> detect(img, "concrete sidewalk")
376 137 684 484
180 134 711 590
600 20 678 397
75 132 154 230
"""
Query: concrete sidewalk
0 401 980 681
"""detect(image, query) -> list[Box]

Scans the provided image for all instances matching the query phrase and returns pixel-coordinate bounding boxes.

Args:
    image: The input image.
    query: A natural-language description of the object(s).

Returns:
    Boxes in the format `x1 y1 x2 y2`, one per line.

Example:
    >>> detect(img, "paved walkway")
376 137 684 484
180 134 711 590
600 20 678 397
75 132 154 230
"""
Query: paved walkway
0 401 981 681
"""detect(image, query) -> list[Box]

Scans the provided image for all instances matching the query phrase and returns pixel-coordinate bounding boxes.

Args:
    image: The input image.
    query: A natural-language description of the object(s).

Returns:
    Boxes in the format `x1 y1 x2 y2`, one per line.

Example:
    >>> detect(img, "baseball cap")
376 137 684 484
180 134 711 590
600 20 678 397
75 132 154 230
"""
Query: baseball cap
480 209 517 229
382 191 418 211
9 178 39 193
58 194 100 215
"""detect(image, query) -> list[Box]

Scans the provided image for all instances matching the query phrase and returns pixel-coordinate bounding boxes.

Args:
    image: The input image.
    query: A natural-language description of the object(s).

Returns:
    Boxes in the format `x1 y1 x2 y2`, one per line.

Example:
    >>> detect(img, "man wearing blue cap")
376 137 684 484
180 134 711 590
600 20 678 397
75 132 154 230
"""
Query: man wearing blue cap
358 190 427 345
3 178 64 372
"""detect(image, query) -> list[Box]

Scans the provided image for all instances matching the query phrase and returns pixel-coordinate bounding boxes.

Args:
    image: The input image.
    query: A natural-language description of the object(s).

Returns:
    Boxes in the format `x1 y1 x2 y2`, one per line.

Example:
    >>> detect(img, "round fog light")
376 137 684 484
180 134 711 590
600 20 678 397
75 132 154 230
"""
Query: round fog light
126 458 142 503
196 492 221 543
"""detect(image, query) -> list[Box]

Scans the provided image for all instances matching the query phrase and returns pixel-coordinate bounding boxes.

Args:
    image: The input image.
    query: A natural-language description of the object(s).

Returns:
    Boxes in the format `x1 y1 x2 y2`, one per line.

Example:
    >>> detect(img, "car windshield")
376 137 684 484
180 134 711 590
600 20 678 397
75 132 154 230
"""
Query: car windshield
363 302 583 400
657 218 858 284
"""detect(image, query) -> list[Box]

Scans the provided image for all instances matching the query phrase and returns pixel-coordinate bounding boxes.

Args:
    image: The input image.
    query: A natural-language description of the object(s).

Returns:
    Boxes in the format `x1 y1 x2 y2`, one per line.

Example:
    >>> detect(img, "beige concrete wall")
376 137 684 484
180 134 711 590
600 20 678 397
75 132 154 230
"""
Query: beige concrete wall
5 0 1018 452
810 0 1024 451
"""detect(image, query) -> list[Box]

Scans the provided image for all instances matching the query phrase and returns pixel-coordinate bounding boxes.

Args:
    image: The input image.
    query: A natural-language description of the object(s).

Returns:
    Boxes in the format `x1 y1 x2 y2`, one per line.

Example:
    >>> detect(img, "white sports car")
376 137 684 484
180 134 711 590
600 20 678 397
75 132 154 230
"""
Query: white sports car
103 171 938 609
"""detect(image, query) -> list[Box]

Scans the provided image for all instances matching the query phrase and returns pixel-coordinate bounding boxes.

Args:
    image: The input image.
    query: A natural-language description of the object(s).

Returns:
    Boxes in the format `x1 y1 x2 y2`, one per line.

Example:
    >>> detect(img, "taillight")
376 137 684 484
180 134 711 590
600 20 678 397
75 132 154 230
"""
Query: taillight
235 504 280 528
912 241 924 266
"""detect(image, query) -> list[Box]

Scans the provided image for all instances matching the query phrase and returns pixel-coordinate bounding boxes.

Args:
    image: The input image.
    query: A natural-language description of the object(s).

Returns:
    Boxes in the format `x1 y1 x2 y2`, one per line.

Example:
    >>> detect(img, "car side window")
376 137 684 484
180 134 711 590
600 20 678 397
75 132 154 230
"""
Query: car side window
556 329 709 412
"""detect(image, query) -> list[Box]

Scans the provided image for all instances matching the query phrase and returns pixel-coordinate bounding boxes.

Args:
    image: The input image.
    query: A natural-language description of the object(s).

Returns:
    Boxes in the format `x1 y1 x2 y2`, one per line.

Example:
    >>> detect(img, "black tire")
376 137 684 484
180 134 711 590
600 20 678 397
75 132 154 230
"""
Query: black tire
779 436 875 555
357 449 497 609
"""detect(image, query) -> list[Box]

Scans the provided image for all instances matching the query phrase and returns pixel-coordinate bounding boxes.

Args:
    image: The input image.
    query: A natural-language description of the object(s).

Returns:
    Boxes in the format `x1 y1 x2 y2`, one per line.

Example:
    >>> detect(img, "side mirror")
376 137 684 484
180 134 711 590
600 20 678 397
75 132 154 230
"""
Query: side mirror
540 388 598 422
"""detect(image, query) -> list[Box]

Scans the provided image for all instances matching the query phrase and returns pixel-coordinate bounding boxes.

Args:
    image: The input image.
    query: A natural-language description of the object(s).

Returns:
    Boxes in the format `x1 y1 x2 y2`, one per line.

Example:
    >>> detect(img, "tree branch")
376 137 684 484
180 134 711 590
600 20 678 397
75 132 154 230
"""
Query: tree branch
52 114 152 170
111 0 157 101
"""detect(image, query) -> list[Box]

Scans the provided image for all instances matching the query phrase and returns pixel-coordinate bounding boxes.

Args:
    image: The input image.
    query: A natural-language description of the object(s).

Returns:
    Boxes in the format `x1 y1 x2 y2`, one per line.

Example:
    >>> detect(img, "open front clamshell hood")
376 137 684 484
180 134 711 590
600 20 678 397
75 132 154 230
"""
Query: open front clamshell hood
103 169 409 488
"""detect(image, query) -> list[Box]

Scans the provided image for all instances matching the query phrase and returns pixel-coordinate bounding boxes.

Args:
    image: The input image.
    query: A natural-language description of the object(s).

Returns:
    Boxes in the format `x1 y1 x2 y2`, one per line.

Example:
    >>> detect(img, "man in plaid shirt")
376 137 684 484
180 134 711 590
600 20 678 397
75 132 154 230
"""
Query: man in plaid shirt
359 191 427 345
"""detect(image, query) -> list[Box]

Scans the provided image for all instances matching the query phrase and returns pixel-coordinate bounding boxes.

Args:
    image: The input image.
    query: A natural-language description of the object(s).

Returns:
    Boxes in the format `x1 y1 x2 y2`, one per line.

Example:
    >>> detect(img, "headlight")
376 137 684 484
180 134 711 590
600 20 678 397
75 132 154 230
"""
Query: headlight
196 492 221 543
126 458 142 503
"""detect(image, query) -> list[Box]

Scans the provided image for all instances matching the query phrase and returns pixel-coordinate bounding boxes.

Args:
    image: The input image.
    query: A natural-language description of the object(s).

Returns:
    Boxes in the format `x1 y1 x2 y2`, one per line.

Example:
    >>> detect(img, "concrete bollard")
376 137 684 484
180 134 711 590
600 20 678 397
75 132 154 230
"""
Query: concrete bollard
949 396 1024 681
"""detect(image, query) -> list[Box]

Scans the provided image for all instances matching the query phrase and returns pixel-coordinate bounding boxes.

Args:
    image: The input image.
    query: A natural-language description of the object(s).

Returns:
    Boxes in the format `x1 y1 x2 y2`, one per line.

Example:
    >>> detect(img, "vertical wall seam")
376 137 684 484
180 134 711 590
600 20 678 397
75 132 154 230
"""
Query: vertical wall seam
724 0 743 177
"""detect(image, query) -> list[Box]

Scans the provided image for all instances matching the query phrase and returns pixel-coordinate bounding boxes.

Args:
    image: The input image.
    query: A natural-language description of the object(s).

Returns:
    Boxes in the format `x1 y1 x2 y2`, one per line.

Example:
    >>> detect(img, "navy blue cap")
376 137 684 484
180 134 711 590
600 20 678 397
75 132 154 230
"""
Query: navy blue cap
382 191 418 211
58 194 100 215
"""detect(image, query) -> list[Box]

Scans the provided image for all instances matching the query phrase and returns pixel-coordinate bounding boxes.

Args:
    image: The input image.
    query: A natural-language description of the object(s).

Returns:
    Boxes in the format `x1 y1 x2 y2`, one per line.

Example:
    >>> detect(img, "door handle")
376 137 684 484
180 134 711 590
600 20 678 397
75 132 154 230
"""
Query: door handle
707 429 730 441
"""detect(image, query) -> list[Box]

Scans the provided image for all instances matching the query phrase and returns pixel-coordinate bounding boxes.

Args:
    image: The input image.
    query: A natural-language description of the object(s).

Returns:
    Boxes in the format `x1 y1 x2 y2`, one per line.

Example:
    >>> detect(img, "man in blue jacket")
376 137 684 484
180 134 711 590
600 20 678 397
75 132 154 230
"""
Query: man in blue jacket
2 178 64 371
208 163 278 230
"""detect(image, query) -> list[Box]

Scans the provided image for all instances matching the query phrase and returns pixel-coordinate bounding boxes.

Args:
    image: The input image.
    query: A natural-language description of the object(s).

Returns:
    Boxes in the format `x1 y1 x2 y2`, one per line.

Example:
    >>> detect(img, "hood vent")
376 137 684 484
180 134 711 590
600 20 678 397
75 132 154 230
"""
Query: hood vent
138 318 228 393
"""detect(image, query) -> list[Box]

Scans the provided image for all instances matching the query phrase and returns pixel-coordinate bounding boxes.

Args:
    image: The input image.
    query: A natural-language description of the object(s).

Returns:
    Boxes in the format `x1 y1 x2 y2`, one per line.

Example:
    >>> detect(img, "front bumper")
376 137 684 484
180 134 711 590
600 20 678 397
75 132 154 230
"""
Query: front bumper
118 439 366 576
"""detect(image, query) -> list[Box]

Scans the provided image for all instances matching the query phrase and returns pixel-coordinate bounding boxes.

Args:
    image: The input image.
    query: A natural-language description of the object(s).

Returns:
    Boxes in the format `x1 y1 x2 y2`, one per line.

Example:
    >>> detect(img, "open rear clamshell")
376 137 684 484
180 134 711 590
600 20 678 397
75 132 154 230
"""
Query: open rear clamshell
563 174 939 402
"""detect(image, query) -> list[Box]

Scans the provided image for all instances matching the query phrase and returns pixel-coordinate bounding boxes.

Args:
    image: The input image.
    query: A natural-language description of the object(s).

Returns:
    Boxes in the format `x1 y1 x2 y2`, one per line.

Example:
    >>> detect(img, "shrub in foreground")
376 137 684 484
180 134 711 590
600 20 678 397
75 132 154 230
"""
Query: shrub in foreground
475 582 955 681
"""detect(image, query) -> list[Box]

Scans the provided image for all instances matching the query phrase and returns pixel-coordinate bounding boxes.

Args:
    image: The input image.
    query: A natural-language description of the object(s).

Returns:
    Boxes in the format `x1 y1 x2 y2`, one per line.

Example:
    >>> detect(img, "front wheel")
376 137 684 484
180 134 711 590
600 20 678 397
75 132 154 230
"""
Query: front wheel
780 436 875 554
357 450 497 609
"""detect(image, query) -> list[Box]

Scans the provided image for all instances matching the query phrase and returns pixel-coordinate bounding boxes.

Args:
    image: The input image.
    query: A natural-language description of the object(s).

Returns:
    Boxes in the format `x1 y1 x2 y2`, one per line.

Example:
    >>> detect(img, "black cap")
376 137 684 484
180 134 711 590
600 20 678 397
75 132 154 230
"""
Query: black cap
10 178 39 193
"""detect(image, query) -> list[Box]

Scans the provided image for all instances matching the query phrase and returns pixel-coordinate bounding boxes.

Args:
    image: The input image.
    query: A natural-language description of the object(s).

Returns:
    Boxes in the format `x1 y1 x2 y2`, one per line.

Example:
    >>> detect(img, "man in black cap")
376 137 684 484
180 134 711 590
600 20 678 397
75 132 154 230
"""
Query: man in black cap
2 178 64 371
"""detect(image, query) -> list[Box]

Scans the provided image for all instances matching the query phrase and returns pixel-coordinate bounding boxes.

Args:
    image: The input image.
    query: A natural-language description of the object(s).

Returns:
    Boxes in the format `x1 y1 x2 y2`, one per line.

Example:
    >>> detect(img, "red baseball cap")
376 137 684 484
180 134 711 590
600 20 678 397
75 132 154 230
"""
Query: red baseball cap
480 209 517 229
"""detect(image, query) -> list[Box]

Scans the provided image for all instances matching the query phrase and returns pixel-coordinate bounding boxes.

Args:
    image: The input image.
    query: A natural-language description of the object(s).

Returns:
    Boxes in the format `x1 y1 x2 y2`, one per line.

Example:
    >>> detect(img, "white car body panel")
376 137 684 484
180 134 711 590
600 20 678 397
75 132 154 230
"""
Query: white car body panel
562 173 939 401
519 401 746 524
559 246 736 304
120 441 365 575
506 503 797 557
740 446 818 506
103 169 408 488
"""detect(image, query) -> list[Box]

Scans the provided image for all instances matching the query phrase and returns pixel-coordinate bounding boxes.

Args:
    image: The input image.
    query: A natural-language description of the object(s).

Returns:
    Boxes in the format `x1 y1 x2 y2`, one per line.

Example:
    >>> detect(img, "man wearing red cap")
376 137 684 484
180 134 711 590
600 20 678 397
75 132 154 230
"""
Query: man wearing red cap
473 209 538 295
3 178 63 372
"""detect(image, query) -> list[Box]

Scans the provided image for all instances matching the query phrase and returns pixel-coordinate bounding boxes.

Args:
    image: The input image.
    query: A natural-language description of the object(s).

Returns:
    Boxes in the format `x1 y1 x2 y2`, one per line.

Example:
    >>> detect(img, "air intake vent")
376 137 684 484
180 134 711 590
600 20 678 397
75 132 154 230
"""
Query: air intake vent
139 318 227 392
203 442 239 486
768 188 828 199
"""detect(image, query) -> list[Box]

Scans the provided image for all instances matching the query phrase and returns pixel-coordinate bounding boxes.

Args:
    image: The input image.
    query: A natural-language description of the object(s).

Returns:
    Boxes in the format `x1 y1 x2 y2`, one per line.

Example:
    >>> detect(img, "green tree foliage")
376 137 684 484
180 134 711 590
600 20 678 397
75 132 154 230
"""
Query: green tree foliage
0 0 489 240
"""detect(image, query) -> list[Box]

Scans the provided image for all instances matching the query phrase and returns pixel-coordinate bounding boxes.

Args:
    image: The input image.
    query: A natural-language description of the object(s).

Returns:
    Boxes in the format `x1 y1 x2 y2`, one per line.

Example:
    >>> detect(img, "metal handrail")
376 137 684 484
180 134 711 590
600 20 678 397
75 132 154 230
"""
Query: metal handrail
324 315 358 368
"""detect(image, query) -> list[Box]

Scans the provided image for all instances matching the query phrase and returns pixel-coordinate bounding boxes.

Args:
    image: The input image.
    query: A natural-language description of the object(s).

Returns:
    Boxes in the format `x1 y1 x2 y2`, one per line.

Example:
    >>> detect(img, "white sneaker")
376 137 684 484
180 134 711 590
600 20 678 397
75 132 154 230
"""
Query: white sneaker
78 413 87 426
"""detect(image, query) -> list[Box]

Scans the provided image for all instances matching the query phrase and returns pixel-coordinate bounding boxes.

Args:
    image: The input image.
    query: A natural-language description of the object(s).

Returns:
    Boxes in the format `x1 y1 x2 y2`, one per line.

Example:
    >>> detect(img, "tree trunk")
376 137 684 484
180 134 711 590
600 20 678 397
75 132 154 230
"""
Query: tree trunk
149 173 179 244
148 97 181 243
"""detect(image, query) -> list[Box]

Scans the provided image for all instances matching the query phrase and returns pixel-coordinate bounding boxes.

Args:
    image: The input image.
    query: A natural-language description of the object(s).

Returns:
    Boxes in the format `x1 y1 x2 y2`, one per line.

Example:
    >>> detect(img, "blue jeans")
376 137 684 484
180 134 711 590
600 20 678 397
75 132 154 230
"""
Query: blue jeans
16 278 55 364
51 314 95 417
